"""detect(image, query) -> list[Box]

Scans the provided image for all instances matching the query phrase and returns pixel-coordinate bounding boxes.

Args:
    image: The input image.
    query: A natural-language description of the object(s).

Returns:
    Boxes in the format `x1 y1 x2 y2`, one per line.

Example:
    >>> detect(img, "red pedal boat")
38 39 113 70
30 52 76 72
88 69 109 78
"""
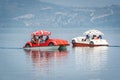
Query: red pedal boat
24 30 69 50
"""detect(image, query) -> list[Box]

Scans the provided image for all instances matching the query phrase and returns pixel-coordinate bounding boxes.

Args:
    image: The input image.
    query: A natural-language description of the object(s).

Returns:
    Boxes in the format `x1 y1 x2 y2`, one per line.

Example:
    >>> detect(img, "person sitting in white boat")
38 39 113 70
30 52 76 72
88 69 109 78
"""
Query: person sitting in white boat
92 35 98 40
98 35 102 39
82 35 90 41
85 35 90 41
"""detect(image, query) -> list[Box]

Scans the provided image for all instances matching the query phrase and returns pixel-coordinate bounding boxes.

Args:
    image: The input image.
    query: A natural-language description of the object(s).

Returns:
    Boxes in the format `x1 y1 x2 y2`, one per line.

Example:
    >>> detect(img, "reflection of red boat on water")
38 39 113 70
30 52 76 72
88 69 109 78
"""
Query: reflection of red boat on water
23 30 69 50
24 49 68 67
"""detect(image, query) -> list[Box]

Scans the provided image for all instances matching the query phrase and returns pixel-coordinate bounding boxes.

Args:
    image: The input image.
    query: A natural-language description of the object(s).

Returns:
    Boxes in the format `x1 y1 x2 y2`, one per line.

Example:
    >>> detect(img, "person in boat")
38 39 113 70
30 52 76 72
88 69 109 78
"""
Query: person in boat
98 35 102 39
92 35 98 40
38 35 44 44
45 36 49 41
31 35 37 44
84 35 90 41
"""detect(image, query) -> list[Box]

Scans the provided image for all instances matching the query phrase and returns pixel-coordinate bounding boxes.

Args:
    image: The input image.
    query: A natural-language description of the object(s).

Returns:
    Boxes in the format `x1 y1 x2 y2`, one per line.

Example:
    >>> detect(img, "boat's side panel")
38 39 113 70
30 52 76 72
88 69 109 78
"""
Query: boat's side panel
24 38 69 48
48 39 69 46
72 37 85 43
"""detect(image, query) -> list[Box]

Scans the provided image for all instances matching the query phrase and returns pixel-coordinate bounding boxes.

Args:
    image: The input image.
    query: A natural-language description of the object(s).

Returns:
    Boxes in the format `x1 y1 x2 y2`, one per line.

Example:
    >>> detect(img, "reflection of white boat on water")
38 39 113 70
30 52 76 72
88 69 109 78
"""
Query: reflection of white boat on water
73 47 108 71
72 29 109 47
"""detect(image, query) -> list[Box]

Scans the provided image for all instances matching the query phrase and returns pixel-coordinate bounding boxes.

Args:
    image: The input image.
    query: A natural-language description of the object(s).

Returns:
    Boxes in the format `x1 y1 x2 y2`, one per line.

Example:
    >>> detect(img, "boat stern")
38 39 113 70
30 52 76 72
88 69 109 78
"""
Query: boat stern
91 39 109 46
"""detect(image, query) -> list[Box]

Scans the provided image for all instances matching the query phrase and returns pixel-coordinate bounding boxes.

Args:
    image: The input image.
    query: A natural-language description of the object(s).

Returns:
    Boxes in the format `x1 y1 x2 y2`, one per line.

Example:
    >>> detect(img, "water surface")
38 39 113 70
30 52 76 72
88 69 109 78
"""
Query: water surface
0 27 120 80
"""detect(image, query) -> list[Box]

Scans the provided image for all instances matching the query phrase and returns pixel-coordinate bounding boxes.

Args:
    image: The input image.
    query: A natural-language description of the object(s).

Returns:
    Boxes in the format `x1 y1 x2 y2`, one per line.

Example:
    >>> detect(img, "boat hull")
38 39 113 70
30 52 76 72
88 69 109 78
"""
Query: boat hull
24 45 68 50
72 43 109 47
24 46 60 51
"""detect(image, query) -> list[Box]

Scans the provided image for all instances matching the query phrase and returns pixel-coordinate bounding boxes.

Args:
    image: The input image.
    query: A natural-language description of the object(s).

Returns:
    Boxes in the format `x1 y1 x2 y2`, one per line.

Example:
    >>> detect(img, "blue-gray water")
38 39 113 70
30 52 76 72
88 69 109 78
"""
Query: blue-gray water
0 26 120 80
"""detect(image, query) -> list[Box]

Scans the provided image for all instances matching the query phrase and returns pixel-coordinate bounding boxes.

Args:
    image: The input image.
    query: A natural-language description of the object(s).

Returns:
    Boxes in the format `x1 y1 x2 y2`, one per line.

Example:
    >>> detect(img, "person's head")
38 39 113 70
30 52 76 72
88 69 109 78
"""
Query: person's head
93 35 96 37
39 35 43 39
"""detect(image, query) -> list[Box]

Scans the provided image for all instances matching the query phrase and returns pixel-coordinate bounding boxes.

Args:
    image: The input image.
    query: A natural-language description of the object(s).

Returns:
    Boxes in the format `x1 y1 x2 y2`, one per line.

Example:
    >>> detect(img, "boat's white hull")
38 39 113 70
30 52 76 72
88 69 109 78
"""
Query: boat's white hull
72 37 109 47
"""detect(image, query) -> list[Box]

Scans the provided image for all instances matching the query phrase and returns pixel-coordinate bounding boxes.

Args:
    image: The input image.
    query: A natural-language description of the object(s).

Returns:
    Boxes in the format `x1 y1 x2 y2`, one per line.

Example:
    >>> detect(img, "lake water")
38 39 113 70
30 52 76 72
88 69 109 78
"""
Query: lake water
0 26 120 80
